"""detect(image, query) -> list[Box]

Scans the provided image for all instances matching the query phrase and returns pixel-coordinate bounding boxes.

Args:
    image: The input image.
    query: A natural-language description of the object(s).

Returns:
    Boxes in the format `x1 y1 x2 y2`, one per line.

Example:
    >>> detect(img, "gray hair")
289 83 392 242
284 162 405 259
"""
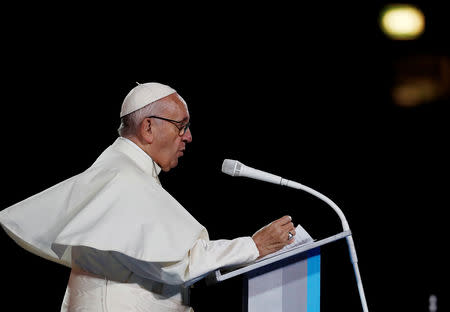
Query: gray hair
117 93 188 138
117 100 170 138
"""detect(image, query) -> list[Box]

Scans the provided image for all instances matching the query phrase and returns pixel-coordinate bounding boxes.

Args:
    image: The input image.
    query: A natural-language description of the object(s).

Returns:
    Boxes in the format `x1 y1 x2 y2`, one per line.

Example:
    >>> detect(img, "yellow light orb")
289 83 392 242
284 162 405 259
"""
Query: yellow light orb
380 4 425 40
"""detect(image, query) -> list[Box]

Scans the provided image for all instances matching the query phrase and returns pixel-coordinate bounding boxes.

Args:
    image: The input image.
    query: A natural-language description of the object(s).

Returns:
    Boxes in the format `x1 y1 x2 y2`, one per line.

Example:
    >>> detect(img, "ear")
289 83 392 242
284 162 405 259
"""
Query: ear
140 118 154 144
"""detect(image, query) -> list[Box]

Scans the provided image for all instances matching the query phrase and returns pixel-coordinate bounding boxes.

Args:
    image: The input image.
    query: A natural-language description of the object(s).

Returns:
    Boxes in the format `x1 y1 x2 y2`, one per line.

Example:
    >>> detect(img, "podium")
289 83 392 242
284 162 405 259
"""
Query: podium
202 160 369 311
186 230 351 312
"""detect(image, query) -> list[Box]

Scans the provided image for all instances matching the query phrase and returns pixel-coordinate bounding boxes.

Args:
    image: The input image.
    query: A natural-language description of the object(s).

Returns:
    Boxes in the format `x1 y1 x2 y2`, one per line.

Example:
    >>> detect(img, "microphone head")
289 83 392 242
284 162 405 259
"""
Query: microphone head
221 159 243 177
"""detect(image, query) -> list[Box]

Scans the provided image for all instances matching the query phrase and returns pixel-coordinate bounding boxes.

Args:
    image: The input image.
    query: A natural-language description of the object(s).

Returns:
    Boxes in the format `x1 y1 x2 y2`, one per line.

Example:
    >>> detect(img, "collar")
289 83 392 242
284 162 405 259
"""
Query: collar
113 137 162 179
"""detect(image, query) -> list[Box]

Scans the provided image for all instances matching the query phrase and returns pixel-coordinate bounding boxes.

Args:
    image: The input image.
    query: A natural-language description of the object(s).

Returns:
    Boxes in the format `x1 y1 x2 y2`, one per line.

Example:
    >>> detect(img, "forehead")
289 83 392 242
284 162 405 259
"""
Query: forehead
160 93 190 120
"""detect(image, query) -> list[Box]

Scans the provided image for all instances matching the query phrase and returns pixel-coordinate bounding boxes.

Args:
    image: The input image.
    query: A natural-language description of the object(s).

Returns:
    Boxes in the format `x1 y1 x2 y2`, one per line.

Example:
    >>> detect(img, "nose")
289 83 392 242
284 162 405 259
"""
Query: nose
182 127 192 143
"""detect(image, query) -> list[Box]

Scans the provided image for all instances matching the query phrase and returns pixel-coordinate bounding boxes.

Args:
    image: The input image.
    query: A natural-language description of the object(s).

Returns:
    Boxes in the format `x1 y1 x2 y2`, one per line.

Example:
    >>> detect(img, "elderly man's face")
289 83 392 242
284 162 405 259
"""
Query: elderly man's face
151 93 192 171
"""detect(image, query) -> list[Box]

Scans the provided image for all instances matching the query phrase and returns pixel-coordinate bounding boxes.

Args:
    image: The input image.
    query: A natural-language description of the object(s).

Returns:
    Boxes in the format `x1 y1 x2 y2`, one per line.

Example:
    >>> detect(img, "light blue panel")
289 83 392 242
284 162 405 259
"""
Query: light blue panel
306 249 321 312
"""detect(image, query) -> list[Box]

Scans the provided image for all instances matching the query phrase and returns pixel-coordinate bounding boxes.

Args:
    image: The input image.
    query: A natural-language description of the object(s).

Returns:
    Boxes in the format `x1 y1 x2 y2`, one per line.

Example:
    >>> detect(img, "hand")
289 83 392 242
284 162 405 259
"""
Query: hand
252 215 296 259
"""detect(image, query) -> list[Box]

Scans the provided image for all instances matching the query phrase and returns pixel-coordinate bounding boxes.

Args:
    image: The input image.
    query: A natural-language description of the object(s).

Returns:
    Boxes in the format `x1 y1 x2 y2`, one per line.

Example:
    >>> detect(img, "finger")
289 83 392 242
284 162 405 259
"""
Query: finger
281 221 295 231
286 229 296 240
278 228 296 242
284 234 296 245
288 232 295 241
273 215 292 226
281 223 295 238
286 237 296 245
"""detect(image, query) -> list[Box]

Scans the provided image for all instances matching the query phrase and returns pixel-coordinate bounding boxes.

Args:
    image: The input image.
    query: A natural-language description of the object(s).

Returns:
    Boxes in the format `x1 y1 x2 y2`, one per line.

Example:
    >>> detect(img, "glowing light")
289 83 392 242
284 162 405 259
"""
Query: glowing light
380 4 425 40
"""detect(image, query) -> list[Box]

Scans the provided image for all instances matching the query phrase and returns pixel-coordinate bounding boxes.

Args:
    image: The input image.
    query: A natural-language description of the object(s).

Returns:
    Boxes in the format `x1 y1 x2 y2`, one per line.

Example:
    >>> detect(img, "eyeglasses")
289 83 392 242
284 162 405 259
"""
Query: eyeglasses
147 116 191 136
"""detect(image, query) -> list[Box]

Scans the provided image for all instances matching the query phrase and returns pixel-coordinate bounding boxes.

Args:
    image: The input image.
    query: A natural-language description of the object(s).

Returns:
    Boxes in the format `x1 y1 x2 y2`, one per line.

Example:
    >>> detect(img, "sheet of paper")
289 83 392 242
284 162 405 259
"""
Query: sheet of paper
256 224 314 262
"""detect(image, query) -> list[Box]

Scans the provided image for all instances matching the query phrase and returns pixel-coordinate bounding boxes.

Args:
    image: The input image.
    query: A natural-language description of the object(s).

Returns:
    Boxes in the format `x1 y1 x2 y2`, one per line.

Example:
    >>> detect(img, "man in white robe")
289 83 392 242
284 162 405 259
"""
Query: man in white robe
0 82 297 311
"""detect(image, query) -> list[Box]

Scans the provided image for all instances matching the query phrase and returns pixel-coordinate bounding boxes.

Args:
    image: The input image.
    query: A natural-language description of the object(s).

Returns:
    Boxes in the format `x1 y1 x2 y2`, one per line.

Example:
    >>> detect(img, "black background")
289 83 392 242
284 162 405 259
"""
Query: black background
1 2 448 311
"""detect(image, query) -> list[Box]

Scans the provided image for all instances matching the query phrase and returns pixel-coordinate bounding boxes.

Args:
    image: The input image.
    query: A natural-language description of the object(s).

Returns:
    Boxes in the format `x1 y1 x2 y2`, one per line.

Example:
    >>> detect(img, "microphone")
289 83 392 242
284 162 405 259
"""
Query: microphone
221 159 369 312
222 159 350 229
222 159 285 185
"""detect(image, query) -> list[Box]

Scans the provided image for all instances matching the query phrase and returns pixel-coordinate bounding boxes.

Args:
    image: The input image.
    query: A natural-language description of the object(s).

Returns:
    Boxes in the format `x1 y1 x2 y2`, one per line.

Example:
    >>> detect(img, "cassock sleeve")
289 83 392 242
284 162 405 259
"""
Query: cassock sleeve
112 236 260 285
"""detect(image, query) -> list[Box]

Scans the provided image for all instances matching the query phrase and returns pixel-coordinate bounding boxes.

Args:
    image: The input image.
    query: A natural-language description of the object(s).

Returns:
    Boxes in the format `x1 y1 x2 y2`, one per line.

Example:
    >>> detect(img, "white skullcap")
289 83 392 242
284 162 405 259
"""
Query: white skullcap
120 82 177 117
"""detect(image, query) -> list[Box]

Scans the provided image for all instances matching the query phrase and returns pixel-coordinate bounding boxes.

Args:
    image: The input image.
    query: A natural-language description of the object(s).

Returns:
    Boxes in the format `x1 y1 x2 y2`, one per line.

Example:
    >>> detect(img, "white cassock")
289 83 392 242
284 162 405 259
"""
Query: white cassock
0 137 259 311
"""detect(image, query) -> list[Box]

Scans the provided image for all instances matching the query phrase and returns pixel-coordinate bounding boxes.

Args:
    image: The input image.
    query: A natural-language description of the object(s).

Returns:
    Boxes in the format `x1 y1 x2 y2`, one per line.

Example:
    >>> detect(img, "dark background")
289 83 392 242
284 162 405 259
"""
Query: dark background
1 2 448 311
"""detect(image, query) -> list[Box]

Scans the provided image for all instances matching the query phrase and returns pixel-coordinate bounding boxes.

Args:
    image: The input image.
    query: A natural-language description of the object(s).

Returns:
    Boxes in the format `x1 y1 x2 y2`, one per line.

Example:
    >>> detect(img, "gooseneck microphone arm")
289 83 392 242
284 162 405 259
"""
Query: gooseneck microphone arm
283 180 368 312
221 159 369 312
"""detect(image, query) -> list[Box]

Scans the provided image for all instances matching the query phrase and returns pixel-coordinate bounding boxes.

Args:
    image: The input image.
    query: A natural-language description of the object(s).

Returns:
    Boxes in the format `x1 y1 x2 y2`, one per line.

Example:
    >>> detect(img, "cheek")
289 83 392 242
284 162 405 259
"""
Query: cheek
171 138 183 154
160 136 181 157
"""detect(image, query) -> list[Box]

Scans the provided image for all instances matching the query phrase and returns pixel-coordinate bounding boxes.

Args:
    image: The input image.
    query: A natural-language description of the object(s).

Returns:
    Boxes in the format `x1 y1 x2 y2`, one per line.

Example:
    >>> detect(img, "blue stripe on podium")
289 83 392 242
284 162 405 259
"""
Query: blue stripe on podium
307 248 321 312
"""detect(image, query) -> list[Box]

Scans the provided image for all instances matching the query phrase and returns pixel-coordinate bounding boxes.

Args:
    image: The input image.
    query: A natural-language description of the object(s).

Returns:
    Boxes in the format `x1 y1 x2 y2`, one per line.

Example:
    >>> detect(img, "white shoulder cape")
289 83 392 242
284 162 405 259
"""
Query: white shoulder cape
0 137 207 267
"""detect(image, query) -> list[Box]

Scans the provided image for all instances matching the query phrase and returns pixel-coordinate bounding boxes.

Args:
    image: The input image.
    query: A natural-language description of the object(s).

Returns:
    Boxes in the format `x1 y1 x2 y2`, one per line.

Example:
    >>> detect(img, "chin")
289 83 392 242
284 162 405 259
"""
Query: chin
162 160 179 172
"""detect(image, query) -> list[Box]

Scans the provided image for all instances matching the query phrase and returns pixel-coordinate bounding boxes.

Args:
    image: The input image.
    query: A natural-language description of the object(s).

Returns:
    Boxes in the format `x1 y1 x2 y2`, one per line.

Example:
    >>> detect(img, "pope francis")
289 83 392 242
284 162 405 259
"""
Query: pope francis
0 82 297 311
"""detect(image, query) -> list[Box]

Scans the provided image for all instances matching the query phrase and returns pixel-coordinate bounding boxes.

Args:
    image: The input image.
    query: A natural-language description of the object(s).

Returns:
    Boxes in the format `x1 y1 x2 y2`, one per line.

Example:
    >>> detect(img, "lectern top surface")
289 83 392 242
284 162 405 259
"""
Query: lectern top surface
215 230 351 282
183 230 351 287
